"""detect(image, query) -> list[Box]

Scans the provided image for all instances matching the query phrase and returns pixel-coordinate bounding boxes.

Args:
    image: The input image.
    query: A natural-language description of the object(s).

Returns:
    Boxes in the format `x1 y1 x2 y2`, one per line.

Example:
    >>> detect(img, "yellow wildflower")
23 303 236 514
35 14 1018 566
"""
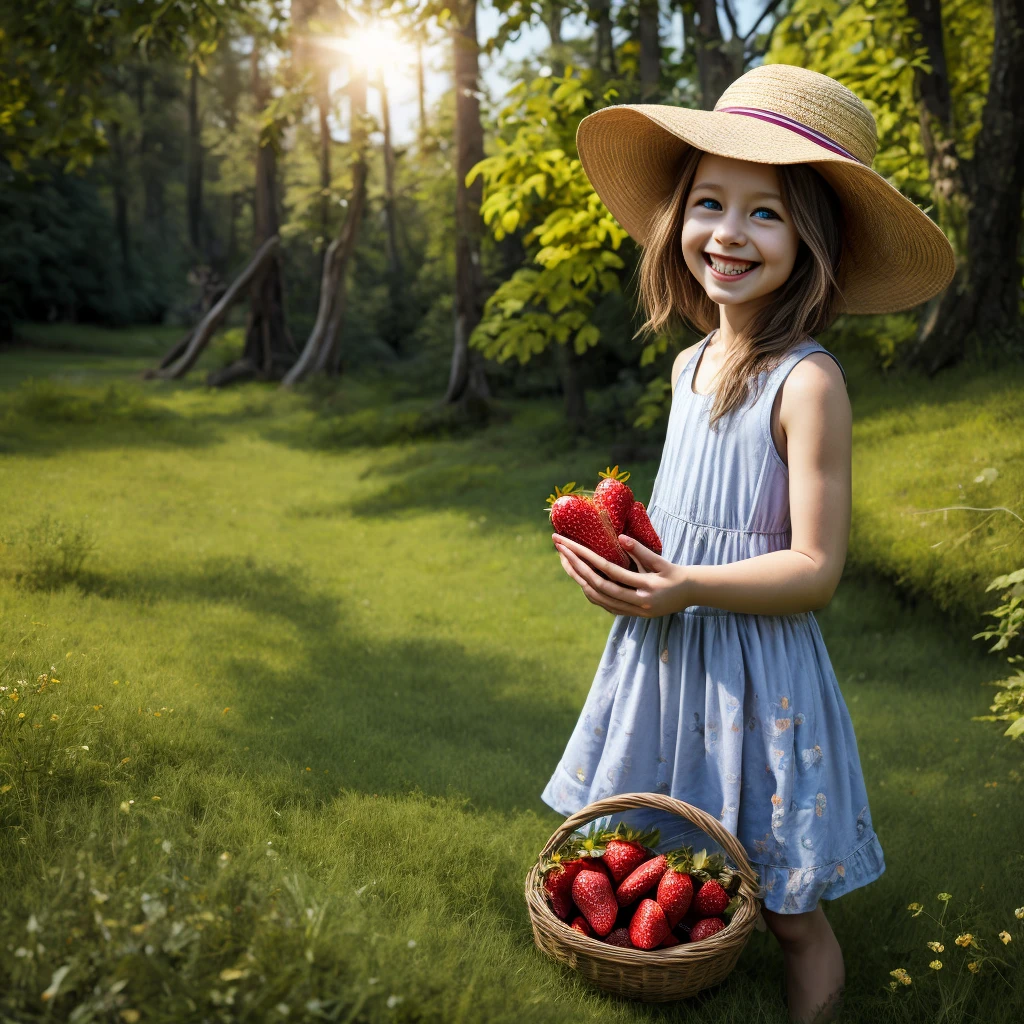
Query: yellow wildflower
151 795 161 802
954 933 974 948
929 960 942 970
926 941 944 953
8 692 18 702
1015 907 1024 919
17 712 24 719
222 706 231 714
907 902 924 917
1 784 11 794
967 961 981 973
50 714 58 722
889 968 912 986
998 931 1011 945
937 893 952 902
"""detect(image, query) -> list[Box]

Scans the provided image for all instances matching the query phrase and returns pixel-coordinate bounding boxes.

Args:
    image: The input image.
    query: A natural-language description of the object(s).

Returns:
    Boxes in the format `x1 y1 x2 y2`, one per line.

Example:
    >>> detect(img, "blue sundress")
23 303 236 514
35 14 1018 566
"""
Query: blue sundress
541 330 886 914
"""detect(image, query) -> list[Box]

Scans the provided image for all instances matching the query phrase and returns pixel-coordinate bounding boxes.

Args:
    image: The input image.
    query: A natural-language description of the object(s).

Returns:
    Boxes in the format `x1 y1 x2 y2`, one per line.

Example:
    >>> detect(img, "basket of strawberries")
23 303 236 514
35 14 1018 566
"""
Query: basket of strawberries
525 793 764 1001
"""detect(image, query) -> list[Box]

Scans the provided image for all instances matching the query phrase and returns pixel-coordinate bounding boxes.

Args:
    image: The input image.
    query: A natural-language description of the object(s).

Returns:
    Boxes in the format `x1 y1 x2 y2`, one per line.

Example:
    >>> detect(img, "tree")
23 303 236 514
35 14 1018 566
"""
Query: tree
443 0 492 411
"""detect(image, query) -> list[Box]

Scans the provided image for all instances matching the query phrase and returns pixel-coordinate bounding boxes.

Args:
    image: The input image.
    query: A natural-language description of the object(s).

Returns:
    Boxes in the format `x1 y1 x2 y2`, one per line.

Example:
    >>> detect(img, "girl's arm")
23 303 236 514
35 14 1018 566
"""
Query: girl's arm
552 353 851 619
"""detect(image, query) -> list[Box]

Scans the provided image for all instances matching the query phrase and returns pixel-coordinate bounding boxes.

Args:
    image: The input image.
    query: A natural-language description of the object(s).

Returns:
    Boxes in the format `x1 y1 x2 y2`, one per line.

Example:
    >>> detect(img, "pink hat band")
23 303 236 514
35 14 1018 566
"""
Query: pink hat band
716 106 866 165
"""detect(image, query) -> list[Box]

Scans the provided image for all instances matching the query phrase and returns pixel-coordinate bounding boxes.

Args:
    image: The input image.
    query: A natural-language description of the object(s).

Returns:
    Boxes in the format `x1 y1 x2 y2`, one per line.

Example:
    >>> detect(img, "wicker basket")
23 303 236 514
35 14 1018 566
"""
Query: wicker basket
525 793 764 1002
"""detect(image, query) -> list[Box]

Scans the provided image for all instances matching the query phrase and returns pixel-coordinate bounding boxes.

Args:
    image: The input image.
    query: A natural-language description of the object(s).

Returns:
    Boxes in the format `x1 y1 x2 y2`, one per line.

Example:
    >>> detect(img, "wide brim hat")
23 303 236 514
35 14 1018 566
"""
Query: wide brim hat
575 63 955 314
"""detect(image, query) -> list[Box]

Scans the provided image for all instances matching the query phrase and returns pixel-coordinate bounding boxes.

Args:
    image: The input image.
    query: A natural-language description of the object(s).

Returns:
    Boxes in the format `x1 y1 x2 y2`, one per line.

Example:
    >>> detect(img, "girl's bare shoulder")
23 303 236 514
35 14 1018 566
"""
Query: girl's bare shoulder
670 339 707 394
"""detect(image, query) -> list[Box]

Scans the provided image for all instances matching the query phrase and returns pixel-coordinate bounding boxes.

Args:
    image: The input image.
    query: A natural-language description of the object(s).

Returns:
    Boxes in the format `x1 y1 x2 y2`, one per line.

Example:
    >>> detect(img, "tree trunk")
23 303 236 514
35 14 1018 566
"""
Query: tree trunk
905 0 970 263
224 43 294 384
695 0 734 107
546 8 566 76
317 65 332 258
638 0 661 99
556 342 588 435
591 0 617 75
417 39 428 142
281 63 369 384
144 236 281 379
186 69 204 254
899 0 1024 374
109 120 131 277
444 0 491 409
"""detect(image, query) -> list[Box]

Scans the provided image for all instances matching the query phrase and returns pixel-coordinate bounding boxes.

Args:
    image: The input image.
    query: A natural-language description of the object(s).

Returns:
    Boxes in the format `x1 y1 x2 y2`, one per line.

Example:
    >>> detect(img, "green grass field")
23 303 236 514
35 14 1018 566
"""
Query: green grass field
0 326 1021 1023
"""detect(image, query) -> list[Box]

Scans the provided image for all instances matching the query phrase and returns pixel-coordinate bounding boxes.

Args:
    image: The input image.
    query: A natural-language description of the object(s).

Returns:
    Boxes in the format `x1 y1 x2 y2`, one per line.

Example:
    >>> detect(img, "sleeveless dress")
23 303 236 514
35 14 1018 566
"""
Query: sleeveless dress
541 331 886 914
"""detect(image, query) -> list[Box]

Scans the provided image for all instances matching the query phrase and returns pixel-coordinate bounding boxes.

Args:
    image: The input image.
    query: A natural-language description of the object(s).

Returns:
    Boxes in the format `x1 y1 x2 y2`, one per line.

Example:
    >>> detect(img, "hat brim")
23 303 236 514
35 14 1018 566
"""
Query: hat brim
576 105 956 315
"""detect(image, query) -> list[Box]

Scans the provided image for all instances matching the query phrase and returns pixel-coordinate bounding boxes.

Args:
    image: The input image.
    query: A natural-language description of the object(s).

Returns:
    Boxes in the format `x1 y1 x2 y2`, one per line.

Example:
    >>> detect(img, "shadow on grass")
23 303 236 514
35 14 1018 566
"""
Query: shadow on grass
73 553 585 815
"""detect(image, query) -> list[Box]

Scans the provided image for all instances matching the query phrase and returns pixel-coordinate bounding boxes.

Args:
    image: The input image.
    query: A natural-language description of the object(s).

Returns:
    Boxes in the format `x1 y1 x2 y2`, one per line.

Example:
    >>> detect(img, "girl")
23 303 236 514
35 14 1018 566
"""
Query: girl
543 64 954 1023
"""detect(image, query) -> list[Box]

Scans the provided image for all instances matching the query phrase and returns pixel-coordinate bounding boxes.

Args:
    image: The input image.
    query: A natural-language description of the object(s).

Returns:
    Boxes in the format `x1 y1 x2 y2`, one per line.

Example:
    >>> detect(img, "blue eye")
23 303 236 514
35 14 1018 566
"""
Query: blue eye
696 197 779 220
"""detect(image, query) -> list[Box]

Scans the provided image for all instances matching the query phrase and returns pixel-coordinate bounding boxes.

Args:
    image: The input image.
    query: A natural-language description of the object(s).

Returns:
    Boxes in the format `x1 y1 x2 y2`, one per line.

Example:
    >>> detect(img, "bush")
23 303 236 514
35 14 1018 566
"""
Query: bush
0 512 98 590
972 569 1024 741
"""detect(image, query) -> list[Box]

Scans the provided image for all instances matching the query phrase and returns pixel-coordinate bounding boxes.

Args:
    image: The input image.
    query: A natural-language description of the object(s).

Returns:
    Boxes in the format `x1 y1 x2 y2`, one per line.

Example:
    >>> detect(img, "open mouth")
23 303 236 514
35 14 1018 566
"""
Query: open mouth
703 252 760 279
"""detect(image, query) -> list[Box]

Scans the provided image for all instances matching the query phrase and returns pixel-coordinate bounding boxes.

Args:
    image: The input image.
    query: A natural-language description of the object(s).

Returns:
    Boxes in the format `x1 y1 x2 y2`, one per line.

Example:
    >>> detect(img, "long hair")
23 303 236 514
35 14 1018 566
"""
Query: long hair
634 146 847 431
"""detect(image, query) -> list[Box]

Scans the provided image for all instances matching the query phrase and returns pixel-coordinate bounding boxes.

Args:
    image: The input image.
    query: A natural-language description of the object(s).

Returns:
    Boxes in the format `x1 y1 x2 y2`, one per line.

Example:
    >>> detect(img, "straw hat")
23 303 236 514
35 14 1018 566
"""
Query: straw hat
575 63 955 314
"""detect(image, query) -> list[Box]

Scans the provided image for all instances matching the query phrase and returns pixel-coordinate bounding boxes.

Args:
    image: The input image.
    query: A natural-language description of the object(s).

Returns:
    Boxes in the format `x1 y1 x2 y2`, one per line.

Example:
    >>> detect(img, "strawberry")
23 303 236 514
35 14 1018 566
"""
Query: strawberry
693 878 730 916
593 466 634 534
656 847 694 926
579 857 608 876
548 491 630 569
659 932 682 948
571 864 618 937
604 927 634 948
616 853 668 906
541 856 588 919
689 916 726 943
624 500 663 555
570 915 593 937
688 849 731 915
629 898 670 950
598 823 660 883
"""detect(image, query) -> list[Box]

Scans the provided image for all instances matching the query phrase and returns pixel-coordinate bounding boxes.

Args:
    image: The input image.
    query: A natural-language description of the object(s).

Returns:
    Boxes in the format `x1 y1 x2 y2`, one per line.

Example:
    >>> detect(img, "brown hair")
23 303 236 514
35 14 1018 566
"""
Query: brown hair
634 146 847 431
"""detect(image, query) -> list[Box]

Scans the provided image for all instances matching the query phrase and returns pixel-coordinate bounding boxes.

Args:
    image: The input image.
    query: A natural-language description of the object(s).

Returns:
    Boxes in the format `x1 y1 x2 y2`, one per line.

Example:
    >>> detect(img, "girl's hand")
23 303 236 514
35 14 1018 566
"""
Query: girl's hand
552 533 693 618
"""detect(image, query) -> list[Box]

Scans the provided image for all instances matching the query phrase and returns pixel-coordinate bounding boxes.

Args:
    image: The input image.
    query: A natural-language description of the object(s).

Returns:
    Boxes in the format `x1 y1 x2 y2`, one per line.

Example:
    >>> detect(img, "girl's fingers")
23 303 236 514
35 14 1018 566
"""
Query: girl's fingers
558 543 646 612
555 534 642 587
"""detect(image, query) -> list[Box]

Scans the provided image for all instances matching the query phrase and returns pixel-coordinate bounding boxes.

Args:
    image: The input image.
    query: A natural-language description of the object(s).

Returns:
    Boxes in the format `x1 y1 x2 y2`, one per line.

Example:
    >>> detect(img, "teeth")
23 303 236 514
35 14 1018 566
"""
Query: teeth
709 255 755 275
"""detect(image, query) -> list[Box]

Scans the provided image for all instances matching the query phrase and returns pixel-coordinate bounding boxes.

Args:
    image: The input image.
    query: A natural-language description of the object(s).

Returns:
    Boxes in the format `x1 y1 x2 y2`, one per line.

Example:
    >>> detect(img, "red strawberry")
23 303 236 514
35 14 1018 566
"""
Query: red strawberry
578 856 608 875
542 857 588 919
599 824 660 883
616 854 668 906
659 932 682 948
569 915 593 937
571 865 618 937
624 500 662 555
656 847 694 926
693 878 730 916
689 916 726 942
604 927 633 948
593 466 634 534
549 493 630 569
629 898 670 950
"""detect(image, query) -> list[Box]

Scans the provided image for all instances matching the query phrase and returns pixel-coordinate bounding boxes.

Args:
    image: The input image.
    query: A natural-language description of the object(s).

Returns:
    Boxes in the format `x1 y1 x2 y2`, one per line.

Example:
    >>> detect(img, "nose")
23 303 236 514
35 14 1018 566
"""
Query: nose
713 214 748 248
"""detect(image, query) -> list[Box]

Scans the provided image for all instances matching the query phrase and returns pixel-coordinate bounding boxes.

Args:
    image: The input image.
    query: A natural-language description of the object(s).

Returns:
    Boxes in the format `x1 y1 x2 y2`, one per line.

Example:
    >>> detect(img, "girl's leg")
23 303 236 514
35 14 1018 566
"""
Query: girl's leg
761 903 845 1024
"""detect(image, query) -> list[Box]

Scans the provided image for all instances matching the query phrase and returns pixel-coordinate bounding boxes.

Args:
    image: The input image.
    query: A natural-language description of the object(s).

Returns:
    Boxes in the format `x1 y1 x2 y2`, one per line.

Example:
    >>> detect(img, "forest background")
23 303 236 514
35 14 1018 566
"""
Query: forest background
1 1 1023 1022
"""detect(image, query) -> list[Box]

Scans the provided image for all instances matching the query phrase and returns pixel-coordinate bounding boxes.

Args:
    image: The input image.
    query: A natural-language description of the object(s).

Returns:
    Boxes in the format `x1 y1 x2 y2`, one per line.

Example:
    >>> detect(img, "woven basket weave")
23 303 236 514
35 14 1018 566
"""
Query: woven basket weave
525 793 763 1002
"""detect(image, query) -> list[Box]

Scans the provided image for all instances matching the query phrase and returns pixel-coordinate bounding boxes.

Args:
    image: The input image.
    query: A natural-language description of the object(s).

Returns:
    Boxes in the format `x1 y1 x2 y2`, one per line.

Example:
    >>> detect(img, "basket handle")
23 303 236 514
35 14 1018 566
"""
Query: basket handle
539 792 762 898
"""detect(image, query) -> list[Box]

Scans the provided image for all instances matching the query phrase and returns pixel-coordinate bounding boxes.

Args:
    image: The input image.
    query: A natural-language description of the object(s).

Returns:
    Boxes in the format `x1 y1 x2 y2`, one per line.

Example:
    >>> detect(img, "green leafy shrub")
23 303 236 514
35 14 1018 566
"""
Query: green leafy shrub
972 569 1024 740
0 512 98 590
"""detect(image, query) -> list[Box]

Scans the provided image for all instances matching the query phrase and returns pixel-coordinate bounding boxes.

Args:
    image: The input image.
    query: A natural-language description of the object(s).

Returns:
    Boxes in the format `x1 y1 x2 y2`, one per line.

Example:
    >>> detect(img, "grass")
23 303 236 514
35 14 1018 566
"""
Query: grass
0 324 1022 1023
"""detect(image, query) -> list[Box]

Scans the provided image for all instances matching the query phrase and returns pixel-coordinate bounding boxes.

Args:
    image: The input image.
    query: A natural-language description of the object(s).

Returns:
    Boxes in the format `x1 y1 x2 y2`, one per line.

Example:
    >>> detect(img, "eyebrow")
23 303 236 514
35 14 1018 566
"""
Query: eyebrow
691 182 783 201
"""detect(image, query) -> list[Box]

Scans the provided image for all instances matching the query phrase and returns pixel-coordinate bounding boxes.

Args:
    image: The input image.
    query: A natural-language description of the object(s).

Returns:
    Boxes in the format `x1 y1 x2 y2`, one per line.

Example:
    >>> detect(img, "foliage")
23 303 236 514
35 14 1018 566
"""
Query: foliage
0 0 252 173
972 569 1024 741
466 68 629 365
766 0 994 200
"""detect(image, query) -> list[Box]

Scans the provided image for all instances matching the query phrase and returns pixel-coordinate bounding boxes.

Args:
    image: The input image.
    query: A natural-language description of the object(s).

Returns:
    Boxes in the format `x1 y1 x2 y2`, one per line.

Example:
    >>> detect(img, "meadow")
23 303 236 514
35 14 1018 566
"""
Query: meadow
1 326 1022 1024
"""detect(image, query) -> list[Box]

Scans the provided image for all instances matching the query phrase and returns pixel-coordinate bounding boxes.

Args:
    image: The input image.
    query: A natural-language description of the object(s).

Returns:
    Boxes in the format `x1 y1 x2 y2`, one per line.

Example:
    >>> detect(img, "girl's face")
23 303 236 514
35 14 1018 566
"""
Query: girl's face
680 153 801 312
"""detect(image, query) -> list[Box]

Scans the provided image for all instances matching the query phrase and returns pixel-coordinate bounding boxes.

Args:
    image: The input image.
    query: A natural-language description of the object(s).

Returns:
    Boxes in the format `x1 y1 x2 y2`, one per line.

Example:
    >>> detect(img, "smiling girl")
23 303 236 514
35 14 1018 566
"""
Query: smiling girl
542 65 955 1023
